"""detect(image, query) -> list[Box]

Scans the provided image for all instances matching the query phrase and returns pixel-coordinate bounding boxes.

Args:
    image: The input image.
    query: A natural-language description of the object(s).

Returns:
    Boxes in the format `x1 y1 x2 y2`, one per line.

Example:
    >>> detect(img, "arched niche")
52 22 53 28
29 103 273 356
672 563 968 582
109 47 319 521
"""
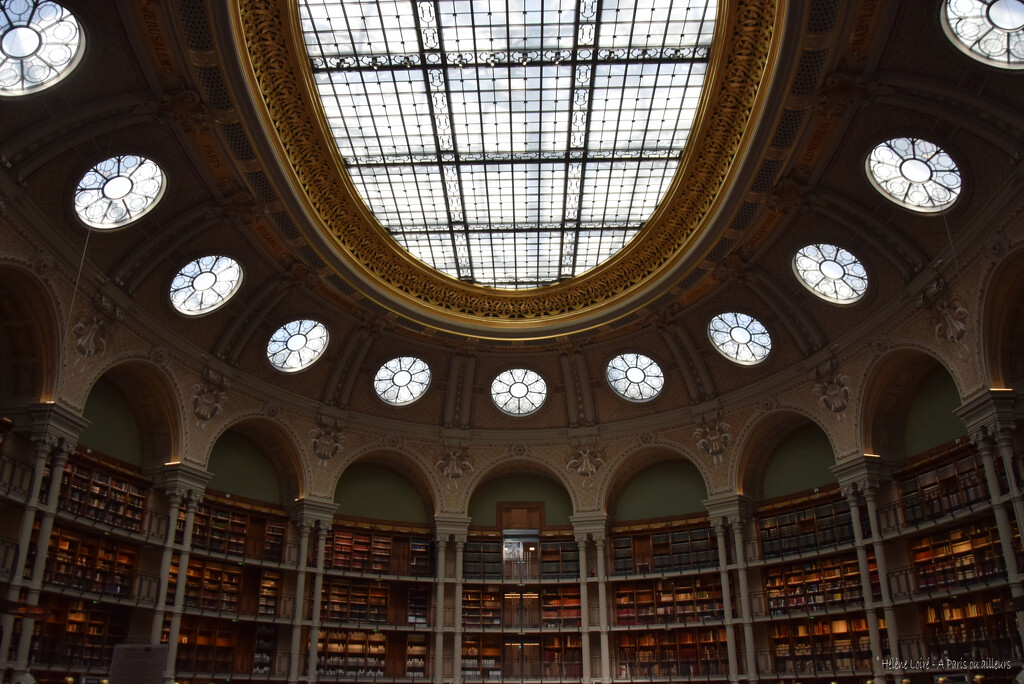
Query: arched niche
0 265 59 405
78 362 180 470
467 465 573 529
207 420 303 505
982 247 1024 389
607 451 709 522
862 350 965 461
334 453 435 523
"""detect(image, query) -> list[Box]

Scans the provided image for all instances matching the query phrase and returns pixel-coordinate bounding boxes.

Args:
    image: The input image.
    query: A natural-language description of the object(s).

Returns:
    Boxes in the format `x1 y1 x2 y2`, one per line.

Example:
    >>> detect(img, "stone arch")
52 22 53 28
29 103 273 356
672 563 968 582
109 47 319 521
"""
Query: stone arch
980 246 1024 389
735 410 837 501
860 347 963 459
79 359 182 471
0 264 60 405
465 457 576 527
333 449 437 520
208 417 306 502
603 445 710 521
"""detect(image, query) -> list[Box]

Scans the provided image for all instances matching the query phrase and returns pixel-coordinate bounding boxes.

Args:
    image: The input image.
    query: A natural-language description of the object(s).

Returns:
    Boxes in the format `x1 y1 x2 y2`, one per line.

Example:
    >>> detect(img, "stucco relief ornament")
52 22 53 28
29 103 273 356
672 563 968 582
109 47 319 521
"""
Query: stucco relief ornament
436 448 472 491
813 361 851 417
694 414 731 465
567 448 604 488
192 369 229 423
310 422 345 461
73 315 107 358
934 298 969 349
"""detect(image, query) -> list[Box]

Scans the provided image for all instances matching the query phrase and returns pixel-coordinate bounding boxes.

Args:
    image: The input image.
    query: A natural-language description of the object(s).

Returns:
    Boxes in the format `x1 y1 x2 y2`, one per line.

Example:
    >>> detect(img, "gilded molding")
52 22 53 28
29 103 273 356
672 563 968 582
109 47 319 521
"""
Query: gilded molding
235 0 779 333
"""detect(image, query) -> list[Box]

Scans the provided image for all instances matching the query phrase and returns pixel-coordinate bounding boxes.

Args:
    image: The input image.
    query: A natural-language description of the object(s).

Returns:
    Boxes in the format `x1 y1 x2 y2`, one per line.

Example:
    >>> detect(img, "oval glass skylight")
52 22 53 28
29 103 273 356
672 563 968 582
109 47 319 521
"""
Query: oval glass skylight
0 1 84 96
74 155 165 228
169 256 243 315
374 356 431 405
792 244 868 304
298 0 716 289
606 352 664 402
491 368 547 415
708 312 772 365
866 138 961 212
267 319 330 372
943 0 1024 68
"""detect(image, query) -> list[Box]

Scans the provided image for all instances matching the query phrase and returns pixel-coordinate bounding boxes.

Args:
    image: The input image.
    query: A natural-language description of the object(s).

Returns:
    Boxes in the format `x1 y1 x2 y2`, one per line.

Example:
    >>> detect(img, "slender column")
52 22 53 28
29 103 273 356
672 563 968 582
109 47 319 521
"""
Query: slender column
577 534 591 682
306 522 328 678
862 485 899 661
453 536 466 684
1 436 61 666
845 487 884 683
995 429 1024 540
713 521 737 680
594 536 611 683
731 522 757 681
434 536 447 682
975 431 1024 656
150 491 183 643
288 521 312 684
12 438 73 676
164 494 199 684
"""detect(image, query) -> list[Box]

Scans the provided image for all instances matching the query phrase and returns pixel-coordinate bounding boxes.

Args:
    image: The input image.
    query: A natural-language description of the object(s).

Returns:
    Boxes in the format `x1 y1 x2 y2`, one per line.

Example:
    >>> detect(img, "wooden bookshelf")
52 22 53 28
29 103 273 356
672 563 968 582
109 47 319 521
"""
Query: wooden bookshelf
762 551 878 616
320 578 390 623
909 521 1004 591
615 627 728 678
757 494 854 558
895 441 988 526
323 525 434 576
44 525 137 597
541 585 581 627
540 539 579 579
177 496 290 562
463 540 502 580
462 585 502 627
919 592 1022 662
54 453 147 532
406 632 428 678
609 522 717 575
253 623 277 674
613 576 724 625
28 596 131 668
542 633 583 679
767 614 876 674
461 633 502 681
173 615 246 674
317 629 388 677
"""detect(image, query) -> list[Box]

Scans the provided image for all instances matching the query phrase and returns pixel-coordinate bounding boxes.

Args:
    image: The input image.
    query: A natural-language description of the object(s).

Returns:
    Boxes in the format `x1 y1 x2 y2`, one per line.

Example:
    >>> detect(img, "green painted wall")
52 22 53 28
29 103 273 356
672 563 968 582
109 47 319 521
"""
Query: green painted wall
334 463 431 523
468 474 573 527
208 431 282 505
78 379 142 466
612 460 707 521
761 425 835 499
903 368 965 457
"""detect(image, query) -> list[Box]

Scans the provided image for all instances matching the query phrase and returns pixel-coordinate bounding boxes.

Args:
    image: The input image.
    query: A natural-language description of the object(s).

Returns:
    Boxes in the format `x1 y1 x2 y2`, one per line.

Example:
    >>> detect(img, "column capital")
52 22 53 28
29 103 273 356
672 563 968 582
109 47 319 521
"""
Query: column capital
5 402 89 449
830 453 891 493
955 388 1018 436
703 492 755 525
570 512 607 540
148 461 212 502
287 496 337 528
434 513 471 541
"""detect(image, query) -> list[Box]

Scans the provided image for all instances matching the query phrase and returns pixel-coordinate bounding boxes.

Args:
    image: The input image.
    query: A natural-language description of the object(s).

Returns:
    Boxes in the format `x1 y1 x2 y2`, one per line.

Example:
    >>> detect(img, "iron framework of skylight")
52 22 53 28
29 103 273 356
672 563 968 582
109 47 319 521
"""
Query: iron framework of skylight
299 0 715 290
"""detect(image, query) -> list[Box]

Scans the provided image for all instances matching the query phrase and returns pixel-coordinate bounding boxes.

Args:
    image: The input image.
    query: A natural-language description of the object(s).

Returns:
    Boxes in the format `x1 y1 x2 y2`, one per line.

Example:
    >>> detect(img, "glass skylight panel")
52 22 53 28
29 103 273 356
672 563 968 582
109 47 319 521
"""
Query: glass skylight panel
708 312 772 366
793 244 868 304
300 0 715 289
943 0 1024 68
491 368 548 415
607 353 665 402
866 137 961 212
374 356 431 405
267 319 330 372
74 155 165 229
0 1 83 97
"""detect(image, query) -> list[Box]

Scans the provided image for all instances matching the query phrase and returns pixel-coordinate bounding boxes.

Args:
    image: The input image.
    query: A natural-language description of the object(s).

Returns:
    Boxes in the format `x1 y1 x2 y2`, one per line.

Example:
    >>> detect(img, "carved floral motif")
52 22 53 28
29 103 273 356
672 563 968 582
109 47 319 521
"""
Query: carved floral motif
694 414 731 464
436 449 472 490
813 361 851 415
192 369 229 422
310 423 345 461
567 448 604 487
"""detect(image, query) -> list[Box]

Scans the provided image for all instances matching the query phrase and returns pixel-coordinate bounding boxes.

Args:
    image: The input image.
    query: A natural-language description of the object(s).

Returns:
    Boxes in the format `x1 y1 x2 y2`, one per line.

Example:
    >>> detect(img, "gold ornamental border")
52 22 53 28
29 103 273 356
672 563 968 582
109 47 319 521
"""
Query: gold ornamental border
234 0 779 333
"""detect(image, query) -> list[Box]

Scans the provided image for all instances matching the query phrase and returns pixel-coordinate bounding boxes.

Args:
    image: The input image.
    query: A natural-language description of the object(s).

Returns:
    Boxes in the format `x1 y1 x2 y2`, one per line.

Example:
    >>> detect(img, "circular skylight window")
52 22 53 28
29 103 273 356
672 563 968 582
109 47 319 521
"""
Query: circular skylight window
491 368 547 416
374 356 431 406
298 0 716 289
169 256 243 316
943 0 1024 68
792 244 868 304
267 319 329 372
708 312 772 365
0 1 83 96
74 155 165 228
866 138 961 213
606 353 665 402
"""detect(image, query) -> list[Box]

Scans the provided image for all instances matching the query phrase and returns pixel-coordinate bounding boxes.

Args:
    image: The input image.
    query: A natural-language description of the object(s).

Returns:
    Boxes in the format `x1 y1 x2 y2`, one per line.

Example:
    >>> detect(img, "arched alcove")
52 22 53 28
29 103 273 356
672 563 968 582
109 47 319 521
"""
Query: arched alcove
982 247 1024 389
0 266 59 405
760 424 835 500
902 366 966 458
334 461 432 523
208 420 304 504
468 471 573 528
610 458 708 522
77 362 180 470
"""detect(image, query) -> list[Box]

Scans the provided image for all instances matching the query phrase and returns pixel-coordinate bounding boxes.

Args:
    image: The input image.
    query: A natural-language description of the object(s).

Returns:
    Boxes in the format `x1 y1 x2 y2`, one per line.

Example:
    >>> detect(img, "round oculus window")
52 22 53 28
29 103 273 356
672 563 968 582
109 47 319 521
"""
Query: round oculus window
0 1 84 96
606 353 665 402
267 319 330 372
491 368 547 415
707 312 772 365
943 0 1024 68
792 244 868 304
374 356 431 405
169 256 243 315
74 155 165 228
866 137 961 212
